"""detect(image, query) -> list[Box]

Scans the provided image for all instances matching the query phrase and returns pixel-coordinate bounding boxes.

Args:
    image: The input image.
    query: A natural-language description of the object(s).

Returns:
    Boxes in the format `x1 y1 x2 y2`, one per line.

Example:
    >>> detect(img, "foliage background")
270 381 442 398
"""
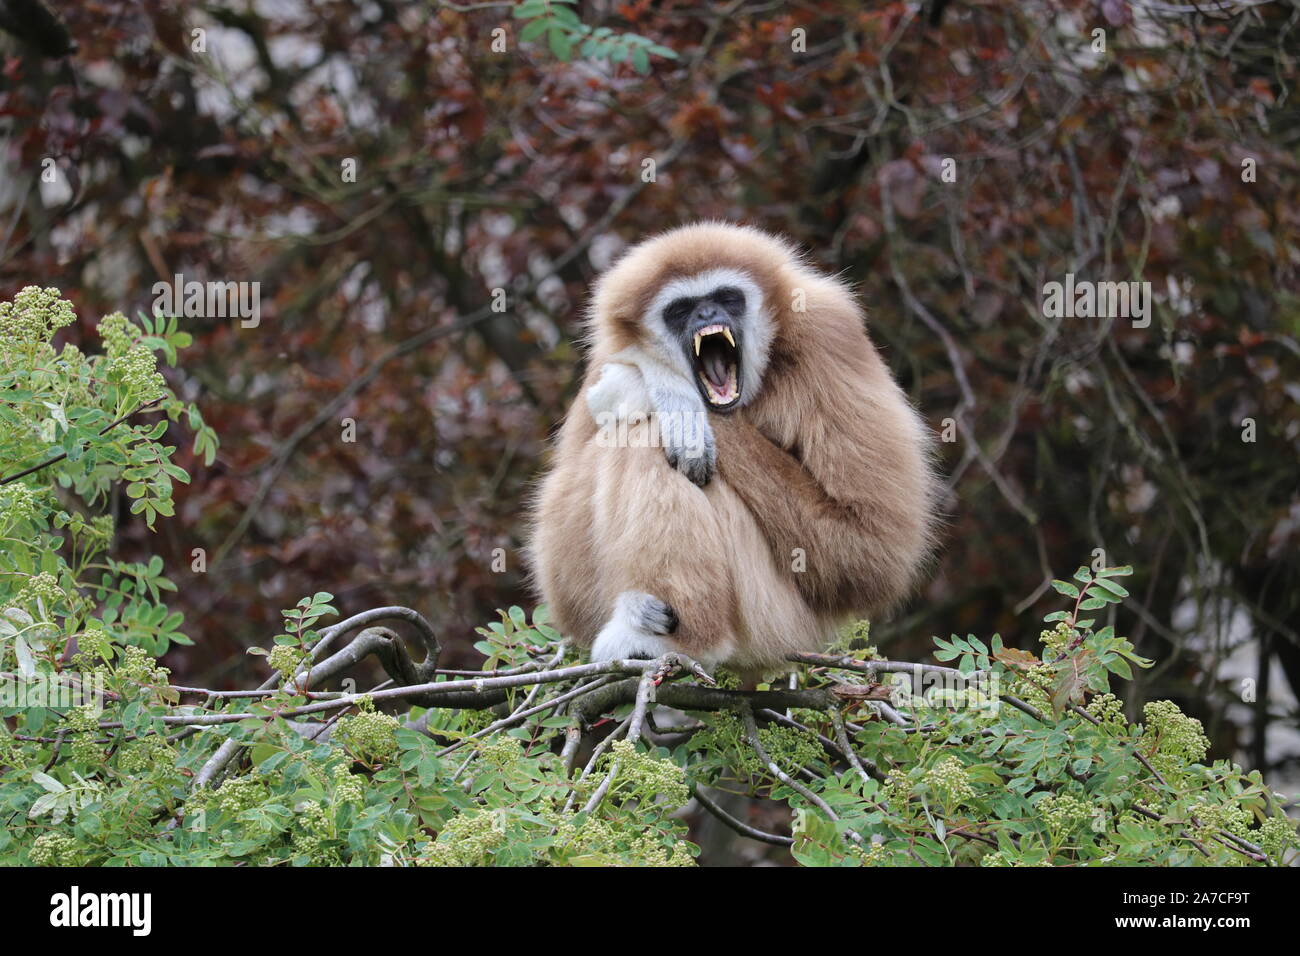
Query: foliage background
1 0 1298 858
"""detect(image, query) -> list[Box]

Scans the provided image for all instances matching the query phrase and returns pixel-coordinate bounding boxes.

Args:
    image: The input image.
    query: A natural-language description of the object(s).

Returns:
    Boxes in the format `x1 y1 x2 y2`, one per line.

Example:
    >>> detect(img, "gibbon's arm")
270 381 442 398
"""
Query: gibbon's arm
586 351 716 487
711 362 932 617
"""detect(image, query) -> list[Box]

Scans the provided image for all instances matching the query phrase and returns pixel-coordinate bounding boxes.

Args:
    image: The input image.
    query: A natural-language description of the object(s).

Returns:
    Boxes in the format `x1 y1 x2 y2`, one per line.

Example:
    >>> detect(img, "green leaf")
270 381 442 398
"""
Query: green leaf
550 5 580 27
548 25 573 60
1092 578 1130 599
13 635 35 679
32 771 65 793
519 18 549 42
1097 566 1133 578
513 0 547 18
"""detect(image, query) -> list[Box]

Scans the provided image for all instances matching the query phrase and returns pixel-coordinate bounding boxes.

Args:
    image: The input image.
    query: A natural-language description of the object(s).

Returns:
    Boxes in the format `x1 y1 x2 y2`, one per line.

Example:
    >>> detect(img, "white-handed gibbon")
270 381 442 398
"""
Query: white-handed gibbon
528 223 937 674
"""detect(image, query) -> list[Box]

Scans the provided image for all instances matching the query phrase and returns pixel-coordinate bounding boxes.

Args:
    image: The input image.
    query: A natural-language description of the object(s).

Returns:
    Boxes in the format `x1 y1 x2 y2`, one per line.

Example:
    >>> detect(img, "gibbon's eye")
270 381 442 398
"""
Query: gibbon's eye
663 297 695 329
712 286 745 315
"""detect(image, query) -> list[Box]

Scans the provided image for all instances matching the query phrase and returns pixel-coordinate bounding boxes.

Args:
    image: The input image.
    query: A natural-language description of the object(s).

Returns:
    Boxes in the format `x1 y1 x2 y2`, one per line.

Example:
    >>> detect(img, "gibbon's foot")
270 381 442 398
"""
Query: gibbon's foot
591 591 677 661
642 651 717 688
590 595 719 686
658 651 716 686
590 626 669 663
627 591 678 635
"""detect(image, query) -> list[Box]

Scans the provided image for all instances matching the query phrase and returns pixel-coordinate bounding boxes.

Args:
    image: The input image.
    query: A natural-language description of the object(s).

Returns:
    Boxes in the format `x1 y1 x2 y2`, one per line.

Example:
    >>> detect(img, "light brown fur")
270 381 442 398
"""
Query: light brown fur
528 223 938 673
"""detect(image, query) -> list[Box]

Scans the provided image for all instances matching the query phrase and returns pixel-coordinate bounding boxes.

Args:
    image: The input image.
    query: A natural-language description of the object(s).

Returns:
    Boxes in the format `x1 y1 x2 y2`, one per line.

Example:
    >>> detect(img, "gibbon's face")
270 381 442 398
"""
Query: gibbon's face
643 268 769 413
593 225 794 410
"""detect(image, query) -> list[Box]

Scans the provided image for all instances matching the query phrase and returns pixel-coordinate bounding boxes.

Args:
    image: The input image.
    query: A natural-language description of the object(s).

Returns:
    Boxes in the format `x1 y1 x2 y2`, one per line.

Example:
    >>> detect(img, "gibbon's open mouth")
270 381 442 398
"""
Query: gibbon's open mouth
691 323 741 409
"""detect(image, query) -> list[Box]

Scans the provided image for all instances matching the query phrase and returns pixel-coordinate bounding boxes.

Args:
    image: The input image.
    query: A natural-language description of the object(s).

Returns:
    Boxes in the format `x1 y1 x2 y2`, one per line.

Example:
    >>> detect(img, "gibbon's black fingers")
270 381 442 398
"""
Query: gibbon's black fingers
665 440 715 487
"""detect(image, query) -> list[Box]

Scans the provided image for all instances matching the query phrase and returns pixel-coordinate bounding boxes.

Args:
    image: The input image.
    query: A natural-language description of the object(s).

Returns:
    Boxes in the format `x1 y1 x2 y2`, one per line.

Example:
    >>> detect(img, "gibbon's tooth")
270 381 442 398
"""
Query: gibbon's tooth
694 332 703 356
722 327 735 348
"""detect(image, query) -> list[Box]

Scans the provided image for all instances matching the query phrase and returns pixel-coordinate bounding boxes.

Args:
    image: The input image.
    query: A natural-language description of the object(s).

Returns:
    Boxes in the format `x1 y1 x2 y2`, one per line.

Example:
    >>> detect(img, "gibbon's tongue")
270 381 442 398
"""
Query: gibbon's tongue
703 349 729 389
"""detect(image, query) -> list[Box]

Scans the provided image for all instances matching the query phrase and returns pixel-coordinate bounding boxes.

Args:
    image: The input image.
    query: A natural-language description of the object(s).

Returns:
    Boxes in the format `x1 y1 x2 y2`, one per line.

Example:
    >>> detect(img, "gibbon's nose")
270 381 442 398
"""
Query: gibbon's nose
691 302 720 325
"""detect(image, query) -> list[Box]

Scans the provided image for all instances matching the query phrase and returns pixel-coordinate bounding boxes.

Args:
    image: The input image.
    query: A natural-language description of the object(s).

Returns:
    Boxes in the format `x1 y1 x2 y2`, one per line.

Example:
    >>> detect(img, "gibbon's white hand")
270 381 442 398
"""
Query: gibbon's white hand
586 357 716 487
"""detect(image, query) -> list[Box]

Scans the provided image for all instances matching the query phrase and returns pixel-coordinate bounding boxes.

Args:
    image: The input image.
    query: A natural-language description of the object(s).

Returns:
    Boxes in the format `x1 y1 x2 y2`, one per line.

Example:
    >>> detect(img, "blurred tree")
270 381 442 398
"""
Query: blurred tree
0 0 1296 797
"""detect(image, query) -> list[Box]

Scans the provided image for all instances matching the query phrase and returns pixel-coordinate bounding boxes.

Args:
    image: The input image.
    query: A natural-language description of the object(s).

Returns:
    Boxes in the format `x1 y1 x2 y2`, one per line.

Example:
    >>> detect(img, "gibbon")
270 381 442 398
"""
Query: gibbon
528 223 937 674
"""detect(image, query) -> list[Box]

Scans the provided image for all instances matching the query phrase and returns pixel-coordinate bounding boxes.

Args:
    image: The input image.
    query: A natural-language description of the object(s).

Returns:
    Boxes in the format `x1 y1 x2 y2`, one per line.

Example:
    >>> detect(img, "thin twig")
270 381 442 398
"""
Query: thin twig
692 784 793 847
